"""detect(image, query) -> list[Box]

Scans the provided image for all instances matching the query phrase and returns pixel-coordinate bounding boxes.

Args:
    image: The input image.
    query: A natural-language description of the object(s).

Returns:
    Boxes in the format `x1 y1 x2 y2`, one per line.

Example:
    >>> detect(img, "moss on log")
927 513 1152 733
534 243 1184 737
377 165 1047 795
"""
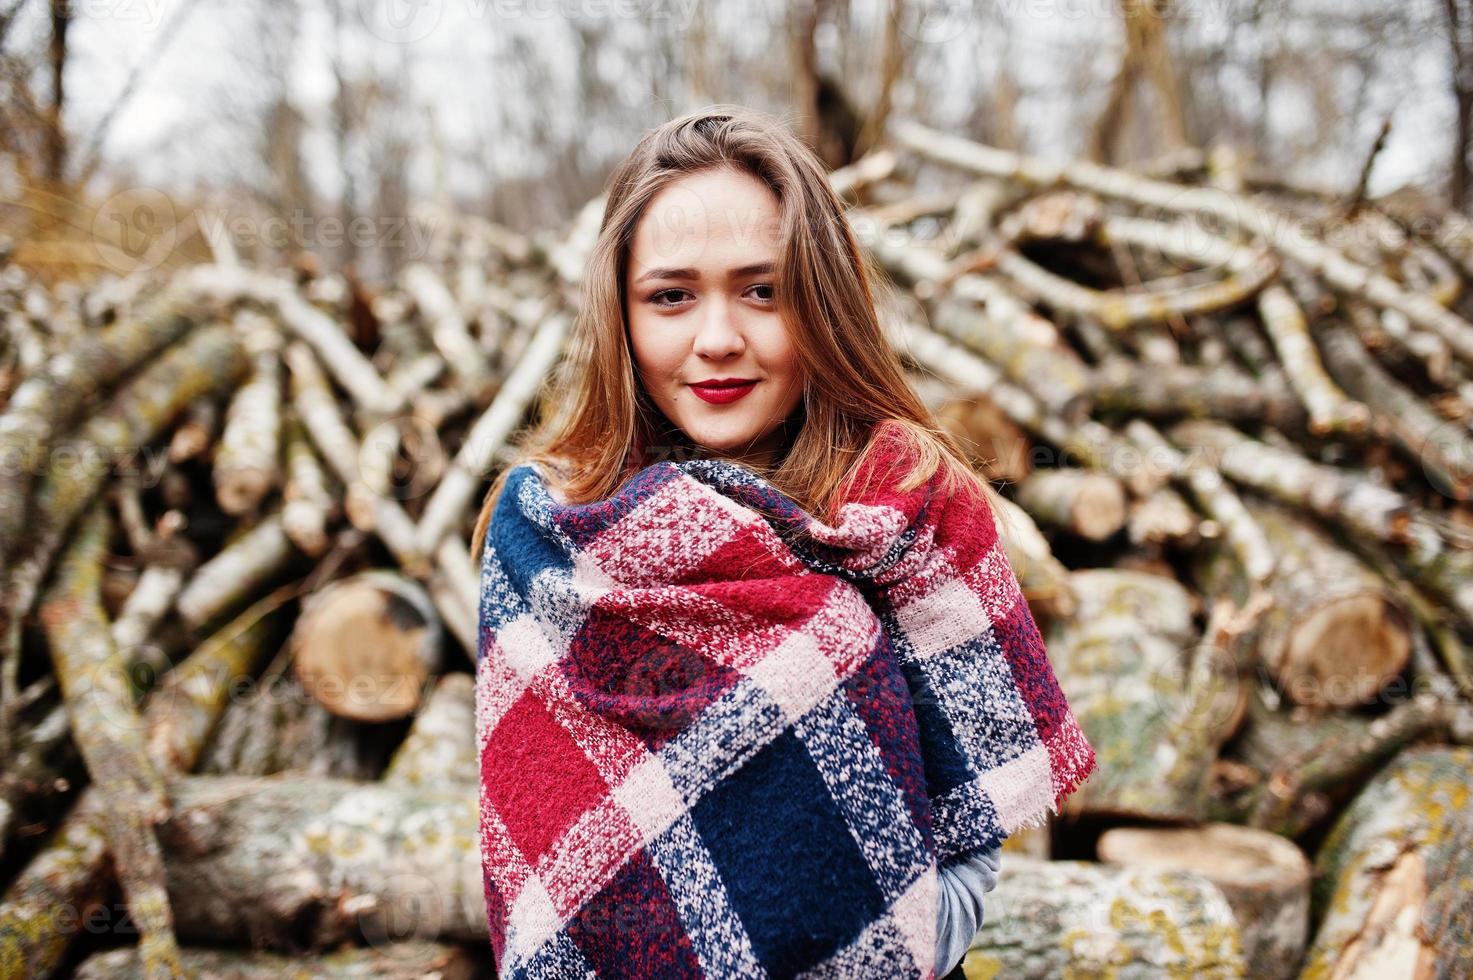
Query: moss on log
1300 746 1473 979
1045 569 1216 821
961 855 1246 978
73 940 479 980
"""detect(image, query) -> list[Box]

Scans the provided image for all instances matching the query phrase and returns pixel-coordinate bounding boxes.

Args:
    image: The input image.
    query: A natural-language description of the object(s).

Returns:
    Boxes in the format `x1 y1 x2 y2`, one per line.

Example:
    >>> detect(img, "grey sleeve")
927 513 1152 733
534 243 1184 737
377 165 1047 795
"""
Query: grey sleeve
934 842 1003 977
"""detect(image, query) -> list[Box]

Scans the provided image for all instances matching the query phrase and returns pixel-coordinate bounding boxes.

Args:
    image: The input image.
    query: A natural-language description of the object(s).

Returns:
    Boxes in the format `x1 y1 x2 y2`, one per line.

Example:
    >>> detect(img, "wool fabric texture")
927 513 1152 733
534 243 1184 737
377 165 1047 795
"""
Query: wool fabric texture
475 425 1097 979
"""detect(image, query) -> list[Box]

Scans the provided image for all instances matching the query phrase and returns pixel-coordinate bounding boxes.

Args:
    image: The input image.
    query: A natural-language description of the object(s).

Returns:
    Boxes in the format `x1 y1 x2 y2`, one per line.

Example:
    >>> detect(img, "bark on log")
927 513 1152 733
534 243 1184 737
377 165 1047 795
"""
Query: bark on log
180 265 406 416
402 262 493 401
1300 746 1473 979
1091 357 1308 431
1255 285 1369 436
1168 418 1473 627
199 669 381 782
891 120 1473 368
150 773 485 948
1045 568 1215 821
0 286 203 566
414 310 571 556
1213 686 1450 838
1194 495 1412 708
928 294 1092 422
1014 467 1127 541
382 672 476 788
1097 823 1311 980
284 342 428 576
1129 419 1277 583
429 536 478 656
1167 419 1412 544
1319 319 1473 501
1127 485 1202 547
175 509 296 630
35 499 185 978
213 312 283 516
994 210 1279 331
894 318 1167 495
0 587 288 980
961 854 1246 978
282 414 337 557
74 940 479 980
1 321 249 697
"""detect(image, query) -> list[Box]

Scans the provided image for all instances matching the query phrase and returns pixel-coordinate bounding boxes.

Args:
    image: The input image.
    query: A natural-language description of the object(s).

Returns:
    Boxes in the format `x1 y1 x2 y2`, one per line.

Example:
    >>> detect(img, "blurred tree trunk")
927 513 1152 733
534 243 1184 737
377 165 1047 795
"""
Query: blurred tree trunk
854 0 908 159
45 0 69 184
1089 0 1189 164
1447 0 1473 212
790 0 822 153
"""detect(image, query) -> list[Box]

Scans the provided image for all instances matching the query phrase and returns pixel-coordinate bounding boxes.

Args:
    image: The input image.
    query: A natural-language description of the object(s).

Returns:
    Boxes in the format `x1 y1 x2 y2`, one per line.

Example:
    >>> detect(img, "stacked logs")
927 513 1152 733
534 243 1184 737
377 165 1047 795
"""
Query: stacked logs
0 122 1470 976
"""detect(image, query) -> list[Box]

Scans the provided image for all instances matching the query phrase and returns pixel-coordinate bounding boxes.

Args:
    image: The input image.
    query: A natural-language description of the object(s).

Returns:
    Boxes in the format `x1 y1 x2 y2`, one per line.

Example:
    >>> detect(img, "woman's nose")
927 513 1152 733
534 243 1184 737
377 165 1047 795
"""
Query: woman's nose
692 296 745 357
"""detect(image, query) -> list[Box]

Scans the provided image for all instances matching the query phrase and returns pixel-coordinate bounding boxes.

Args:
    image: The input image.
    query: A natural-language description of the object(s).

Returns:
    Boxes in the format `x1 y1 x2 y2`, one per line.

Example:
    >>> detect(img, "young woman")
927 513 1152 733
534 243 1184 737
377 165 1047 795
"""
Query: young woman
472 106 1093 980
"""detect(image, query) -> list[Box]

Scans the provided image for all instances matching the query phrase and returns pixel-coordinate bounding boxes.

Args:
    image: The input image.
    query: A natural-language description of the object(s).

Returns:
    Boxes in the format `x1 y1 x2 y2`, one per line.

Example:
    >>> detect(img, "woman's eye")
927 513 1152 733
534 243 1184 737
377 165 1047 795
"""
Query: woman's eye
747 283 775 303
649 289 691 308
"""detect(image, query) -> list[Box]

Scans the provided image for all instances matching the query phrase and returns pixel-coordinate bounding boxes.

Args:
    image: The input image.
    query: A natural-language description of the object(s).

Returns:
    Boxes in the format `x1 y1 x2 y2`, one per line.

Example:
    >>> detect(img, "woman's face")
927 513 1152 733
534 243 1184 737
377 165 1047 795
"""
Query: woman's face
625 166 804 469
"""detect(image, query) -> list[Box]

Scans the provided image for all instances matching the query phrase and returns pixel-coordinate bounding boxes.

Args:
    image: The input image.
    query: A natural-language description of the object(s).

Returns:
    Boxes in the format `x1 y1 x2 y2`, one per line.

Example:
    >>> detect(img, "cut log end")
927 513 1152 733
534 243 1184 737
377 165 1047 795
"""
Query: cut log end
215 467 276 516
1069 474 1128 540
1284 593 1411 707
291 574 442 722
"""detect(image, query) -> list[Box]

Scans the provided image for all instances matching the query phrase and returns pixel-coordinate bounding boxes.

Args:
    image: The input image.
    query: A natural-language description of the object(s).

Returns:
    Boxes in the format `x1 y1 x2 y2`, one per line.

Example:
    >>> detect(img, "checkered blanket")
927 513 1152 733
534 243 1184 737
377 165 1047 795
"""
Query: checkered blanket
476 426 1097 978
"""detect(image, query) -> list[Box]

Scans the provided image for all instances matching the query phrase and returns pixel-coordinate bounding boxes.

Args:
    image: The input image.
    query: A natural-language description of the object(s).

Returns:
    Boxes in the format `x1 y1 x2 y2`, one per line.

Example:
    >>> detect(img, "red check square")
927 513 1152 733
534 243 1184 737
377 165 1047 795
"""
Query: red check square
482 689 611 864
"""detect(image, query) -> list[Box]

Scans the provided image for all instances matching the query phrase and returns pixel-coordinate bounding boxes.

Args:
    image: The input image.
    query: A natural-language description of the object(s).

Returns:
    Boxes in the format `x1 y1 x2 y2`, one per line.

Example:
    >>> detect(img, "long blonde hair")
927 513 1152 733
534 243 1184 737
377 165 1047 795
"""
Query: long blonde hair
470 104 997 564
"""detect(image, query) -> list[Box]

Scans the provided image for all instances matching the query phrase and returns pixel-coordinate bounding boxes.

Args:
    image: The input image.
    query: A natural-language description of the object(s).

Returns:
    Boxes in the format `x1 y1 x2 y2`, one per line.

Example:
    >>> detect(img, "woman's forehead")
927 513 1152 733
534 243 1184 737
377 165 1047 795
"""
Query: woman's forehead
630 171 782 270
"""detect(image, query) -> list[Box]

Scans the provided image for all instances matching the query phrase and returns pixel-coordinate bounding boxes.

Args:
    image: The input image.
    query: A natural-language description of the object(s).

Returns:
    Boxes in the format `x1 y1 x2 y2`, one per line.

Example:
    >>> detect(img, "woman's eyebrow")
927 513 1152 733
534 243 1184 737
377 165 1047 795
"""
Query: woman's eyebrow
634 261 774 284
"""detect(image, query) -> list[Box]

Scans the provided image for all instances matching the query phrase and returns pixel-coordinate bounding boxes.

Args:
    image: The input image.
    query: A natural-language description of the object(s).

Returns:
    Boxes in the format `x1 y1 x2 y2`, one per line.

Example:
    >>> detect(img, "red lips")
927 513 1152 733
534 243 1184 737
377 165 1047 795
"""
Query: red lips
689 378 758 404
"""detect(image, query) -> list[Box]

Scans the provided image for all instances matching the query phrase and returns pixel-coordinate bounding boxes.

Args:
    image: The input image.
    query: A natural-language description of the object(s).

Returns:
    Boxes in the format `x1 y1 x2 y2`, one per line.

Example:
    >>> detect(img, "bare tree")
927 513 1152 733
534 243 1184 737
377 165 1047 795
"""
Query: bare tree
1447 0 1473 211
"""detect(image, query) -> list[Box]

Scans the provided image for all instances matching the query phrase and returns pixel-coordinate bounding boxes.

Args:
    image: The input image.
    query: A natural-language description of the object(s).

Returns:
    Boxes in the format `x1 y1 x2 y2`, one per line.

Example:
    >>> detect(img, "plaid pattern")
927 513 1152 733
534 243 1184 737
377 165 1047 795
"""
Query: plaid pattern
476 426 1097 978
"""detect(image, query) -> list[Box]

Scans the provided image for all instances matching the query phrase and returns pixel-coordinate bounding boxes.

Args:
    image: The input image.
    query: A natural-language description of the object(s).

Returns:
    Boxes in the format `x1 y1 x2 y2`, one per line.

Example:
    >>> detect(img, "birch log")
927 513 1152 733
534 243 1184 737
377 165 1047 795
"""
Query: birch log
1098 823 1312 980
213 312 283 515
75 941 479 980
152 774 486 948
1194 496 1412 708
1045 569 1216 821
0 588 288 980
382 672 477 788
1013 467 1127 541
36 500 185 978
1300 746 1473 979
963 855 1246 978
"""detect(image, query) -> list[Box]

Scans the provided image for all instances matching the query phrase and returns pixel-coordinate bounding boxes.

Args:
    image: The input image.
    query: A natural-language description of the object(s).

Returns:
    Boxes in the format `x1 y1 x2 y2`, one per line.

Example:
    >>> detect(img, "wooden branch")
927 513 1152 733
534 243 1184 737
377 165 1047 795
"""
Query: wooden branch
414 311 571 556
891 120 1473 368
36 499 184 978
213 311 283 515
382 672 475 789
0 589 288 979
